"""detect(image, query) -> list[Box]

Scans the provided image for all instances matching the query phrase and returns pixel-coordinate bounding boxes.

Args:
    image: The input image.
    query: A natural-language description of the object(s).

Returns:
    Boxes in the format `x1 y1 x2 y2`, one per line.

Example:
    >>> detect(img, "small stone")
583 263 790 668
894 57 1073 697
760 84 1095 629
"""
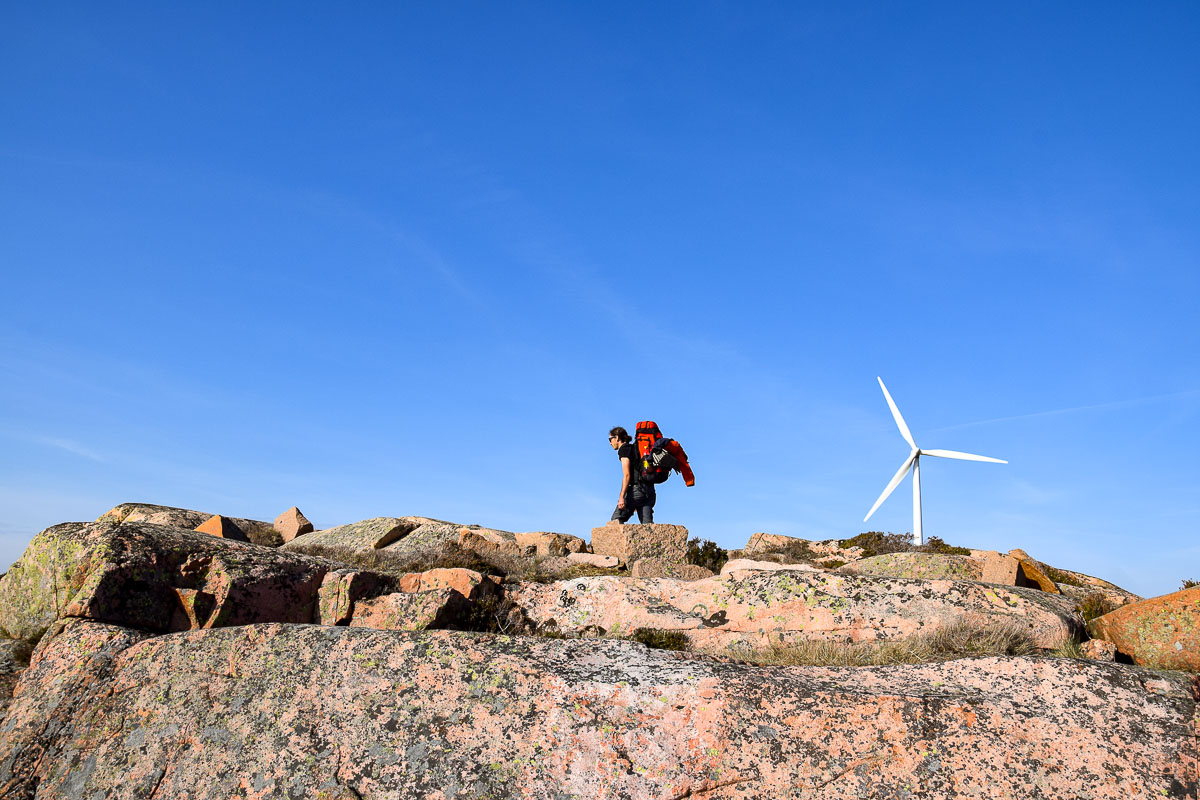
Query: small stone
274 507 314 543
1080 639 1117 661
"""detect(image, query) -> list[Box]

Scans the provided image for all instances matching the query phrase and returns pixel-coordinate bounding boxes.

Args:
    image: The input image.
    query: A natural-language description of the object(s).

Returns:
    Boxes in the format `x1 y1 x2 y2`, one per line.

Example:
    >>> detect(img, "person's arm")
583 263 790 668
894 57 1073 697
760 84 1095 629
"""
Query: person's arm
618 456 631 507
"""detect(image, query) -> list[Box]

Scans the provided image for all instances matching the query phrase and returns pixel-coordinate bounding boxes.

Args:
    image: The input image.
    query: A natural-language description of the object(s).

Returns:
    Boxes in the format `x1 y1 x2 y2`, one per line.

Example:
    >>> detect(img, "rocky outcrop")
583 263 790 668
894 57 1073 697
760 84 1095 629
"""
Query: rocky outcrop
393 567 500 600
630 558 713 580
458 527 531 558
0 521 380 641
273 506 314 542
317 568 382 626
839 552 982 581
99 502 279 546
513 531 587 557
0 638 31 718
591 523 687 564
1 620 1195 800
506 570 1083 650
286 516 416 551
742 532 867 564
283 516 511 562
1088 586 1200 671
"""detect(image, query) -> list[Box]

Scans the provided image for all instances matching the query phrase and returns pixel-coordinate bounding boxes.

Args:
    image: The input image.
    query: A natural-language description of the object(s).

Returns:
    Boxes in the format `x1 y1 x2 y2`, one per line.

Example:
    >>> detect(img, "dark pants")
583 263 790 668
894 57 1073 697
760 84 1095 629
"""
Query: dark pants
611 482 656 524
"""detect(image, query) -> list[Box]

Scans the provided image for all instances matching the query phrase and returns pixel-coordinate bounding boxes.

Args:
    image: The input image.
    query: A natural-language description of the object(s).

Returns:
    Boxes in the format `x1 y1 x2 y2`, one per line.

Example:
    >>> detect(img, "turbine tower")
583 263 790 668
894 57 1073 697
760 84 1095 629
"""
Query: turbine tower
864 377 1007 545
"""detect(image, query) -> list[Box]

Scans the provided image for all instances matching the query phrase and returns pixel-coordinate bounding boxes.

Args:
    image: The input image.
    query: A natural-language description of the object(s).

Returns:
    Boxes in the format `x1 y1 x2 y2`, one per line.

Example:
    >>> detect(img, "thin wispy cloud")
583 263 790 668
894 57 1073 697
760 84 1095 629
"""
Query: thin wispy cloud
933 389 1200 432
28 435 109 463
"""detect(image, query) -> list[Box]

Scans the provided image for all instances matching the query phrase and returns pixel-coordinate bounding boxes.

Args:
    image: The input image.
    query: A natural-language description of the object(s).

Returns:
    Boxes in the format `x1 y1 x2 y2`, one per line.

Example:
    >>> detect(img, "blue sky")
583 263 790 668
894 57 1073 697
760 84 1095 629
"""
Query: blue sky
2 2 1197 599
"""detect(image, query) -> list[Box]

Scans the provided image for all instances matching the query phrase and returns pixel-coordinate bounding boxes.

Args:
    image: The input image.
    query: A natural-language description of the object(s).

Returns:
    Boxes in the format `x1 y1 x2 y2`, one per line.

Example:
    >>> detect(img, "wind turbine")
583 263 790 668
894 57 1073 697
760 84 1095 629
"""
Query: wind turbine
864 377 1007 545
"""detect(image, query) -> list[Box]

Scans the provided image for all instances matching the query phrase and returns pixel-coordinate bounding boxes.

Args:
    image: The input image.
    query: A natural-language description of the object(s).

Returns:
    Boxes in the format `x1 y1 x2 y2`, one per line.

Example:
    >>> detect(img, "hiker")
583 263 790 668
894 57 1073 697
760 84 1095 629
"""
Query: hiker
608 426 655 524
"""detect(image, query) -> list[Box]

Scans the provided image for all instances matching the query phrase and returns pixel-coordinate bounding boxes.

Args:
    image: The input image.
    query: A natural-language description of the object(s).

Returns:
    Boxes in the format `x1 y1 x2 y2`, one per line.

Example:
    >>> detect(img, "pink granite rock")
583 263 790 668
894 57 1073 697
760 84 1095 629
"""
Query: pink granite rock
317 568 382 626
393 567 500 600
0 520 377 640
720 558 819 575
566 552 621 568
99 502 279 546
458 527 533 557
1081 638 1118 661
513 531 587 556
506 570 1082 649
591 523 688 564
348 589 465 631
273 506 314 542
0 620 1194 799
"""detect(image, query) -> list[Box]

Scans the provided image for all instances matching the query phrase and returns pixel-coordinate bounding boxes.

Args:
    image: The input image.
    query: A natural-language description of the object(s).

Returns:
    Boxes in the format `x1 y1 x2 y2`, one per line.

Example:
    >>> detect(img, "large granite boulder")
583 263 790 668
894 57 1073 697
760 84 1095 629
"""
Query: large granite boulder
282 516 513 563
1088 585 1200 671
839 552 982 581
0 620 1195 799
0 521 379 641
505 570 1083 649
99 502 280 547
591 523 688 564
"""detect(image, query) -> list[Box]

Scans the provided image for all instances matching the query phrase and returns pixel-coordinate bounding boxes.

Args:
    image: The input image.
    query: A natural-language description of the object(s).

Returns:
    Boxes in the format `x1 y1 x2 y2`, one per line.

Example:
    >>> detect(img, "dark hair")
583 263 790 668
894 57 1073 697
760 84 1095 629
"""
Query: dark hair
609 426 630 443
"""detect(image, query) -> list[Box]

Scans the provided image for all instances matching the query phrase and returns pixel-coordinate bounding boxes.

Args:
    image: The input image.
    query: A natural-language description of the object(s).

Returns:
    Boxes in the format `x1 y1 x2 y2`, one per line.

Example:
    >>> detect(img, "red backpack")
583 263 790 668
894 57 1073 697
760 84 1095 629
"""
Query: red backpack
634 420 696 486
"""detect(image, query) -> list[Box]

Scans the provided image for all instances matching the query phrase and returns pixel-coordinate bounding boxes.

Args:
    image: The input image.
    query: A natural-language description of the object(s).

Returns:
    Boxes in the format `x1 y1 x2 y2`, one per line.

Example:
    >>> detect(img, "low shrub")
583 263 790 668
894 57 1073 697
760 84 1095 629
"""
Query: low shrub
1182 579 1199 590
755 539 821 566
687 539 729 573
722 617 1039 667
920 536 972 556
1076 593 1118 622
839 531 914 558
630 628 691 651
1041 565 1084 587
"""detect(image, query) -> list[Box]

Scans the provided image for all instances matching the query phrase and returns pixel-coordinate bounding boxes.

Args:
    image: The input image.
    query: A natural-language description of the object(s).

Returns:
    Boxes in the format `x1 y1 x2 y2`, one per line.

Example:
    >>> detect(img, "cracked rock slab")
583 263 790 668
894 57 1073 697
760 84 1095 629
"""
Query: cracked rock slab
505 570 1084 649
0 620 1195 799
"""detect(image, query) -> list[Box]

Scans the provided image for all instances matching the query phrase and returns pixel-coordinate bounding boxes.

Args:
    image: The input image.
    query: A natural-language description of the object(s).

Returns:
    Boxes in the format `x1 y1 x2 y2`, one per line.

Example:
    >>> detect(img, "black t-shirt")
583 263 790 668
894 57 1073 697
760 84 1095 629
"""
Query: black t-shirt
617 442 638 476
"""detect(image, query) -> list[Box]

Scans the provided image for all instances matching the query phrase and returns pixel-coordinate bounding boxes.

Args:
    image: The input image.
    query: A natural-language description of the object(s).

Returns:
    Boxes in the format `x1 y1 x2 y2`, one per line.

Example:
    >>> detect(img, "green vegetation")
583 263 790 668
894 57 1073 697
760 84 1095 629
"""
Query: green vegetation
686 539 728 573
1040 565 1084 587
753 539 821 566
721 617 1041 667
838 531 971 558
921 536 972 556
839 531 914 558
1075 592 1119 622
630 628 691 651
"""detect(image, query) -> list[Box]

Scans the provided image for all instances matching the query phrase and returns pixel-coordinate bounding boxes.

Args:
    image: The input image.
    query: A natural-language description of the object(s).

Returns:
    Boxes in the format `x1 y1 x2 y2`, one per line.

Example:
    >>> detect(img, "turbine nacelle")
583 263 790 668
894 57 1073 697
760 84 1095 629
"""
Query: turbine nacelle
863 377 1007 544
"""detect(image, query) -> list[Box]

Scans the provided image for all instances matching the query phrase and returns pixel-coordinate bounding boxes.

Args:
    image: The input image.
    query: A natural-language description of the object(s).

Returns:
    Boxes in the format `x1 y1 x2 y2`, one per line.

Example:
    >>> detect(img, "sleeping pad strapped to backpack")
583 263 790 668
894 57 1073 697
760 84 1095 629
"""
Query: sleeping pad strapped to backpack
635 420 695 486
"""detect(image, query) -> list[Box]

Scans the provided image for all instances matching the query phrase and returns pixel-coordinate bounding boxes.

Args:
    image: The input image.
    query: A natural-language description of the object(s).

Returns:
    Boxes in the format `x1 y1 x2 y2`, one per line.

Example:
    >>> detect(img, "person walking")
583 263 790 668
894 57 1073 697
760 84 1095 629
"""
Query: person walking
608 426 655 524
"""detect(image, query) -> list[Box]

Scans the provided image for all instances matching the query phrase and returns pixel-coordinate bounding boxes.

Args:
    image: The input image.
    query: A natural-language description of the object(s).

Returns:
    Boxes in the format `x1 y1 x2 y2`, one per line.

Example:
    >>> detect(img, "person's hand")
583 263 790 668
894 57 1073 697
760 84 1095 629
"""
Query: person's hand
617 497 626 508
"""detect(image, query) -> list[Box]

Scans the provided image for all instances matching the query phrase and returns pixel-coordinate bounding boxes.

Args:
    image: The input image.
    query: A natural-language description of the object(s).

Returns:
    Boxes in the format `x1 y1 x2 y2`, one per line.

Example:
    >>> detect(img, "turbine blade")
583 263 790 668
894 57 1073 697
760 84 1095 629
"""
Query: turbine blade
921 448 1008 464
864 451 917 522
878 377 917 449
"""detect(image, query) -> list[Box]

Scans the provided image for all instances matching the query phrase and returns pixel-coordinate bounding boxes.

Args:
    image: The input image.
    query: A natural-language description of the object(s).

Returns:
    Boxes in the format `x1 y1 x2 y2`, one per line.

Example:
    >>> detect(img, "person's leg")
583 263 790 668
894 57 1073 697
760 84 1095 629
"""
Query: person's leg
634 484 656 524
610 489 635 523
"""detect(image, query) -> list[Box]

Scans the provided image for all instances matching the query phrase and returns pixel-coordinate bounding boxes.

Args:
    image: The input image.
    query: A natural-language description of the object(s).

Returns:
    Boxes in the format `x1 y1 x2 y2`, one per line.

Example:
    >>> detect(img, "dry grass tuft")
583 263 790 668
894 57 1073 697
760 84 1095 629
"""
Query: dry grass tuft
719 617 1040 667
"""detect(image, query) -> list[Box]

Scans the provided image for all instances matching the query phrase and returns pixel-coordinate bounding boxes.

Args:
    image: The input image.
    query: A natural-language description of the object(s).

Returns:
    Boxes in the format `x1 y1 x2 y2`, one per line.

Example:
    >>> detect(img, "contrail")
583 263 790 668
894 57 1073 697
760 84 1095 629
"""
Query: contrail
933 389 1200 432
